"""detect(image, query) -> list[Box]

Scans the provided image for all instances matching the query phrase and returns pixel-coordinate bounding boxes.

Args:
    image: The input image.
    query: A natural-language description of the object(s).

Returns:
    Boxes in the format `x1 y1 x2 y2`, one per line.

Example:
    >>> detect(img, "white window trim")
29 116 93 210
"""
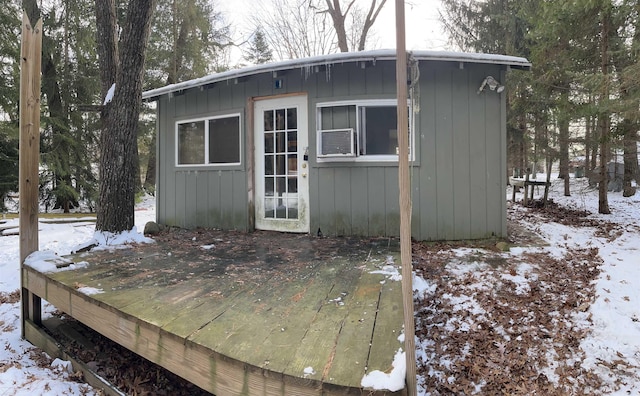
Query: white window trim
316 99 414 163
175 113 242 167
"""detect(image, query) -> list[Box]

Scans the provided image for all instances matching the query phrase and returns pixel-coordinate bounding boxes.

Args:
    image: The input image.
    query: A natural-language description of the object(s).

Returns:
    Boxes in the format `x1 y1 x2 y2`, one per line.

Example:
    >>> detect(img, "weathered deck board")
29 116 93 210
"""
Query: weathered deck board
283 268 384 386
322 271 385 386
366 276 405 374
22 230 406 395
246 260 363 378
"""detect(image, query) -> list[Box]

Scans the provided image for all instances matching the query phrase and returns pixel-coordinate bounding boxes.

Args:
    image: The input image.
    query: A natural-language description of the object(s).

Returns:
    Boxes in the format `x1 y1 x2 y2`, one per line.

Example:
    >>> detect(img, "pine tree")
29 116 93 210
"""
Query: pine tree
244 28 273 65
24 0 101 213
0 0 20 210
141 0 230 193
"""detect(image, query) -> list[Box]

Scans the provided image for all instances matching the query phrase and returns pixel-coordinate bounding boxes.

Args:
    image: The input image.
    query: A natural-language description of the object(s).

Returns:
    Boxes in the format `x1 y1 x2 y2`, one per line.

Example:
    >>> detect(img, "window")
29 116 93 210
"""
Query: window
316 100 412 161
176 114 241 166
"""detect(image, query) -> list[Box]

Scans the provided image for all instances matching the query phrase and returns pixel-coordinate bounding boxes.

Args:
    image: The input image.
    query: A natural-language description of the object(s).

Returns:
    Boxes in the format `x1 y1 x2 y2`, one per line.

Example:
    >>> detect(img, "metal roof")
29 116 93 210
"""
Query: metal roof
142 49 531 101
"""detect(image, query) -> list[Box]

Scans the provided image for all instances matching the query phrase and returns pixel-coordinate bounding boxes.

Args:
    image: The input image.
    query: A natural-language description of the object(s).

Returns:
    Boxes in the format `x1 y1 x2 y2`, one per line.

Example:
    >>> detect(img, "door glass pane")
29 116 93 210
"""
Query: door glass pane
287 108 297 129
276 176 286 195
287 205 298 219
287 154 297 175
276 109 286 130
265 132 274 153
276 154 286 176
288 178 297 193
276 131 286 153
264 176 274 194
264 197 275 218
276 176 286 218
265 155 274 175
287 131 297 152
264 110 274 131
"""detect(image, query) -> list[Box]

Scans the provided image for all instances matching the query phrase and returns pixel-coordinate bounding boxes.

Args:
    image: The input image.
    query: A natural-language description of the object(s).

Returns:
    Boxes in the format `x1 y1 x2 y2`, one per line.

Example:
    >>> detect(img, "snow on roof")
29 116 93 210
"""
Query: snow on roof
142 49 531 101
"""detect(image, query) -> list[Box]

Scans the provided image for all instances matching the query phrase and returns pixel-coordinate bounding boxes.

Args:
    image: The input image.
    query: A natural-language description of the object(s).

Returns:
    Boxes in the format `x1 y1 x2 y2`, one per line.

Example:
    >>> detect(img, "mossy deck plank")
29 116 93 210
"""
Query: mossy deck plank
23 230 405 395
321 271 384 387
365 275 405 375
279 260 376 385
247 260 362 376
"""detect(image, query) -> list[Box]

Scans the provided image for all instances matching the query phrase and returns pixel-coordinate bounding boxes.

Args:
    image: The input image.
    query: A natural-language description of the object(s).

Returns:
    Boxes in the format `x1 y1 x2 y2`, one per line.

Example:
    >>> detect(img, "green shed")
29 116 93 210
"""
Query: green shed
142 50 530 241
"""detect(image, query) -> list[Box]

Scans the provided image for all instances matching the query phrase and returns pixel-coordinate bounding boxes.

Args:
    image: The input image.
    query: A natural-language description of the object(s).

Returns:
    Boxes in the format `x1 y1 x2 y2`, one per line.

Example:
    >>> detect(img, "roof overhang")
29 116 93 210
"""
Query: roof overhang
142 49 531 102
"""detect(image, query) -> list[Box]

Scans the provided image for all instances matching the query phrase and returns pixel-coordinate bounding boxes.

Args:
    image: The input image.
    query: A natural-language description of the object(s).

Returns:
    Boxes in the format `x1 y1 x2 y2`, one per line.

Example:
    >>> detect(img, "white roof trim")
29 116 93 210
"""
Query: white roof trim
142 49 531 101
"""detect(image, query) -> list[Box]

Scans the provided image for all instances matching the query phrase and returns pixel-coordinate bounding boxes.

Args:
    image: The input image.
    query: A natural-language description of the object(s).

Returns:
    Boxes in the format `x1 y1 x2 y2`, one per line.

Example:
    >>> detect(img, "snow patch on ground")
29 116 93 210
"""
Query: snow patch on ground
361 348 407 392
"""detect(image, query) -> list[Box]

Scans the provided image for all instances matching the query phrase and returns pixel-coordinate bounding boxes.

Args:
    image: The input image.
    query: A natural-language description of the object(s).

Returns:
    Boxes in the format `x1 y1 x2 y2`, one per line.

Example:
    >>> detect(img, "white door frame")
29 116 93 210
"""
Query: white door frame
254 95 310 233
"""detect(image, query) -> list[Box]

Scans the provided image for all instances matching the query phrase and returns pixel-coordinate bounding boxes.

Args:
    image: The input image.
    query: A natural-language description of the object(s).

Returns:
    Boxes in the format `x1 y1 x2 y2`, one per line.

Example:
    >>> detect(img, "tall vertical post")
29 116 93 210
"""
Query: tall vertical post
395 1 417 395
19 12 43 337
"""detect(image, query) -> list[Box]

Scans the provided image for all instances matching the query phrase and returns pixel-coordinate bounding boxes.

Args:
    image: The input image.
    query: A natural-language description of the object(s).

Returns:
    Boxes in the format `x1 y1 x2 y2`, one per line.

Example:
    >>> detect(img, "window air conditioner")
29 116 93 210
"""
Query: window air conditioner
317 128 356 157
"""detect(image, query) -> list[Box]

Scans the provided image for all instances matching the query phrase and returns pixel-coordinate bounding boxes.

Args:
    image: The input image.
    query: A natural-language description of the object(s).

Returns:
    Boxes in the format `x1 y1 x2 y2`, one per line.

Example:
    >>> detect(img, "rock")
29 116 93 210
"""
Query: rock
144 221 161 235
496 241 510 252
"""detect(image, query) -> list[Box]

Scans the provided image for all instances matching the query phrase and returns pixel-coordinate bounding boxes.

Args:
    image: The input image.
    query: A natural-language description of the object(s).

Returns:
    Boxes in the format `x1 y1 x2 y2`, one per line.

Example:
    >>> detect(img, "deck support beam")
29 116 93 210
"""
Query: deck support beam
18 12 43 339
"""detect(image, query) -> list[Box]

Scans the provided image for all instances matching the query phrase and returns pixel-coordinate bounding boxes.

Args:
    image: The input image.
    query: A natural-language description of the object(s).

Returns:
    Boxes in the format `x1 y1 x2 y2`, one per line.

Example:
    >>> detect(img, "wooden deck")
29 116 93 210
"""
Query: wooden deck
21 229 406 395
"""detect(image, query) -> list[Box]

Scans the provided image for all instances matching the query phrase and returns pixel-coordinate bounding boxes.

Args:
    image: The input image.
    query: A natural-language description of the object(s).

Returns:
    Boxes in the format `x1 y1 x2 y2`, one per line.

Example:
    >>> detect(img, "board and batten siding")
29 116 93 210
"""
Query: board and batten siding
155 59 508 240
308 61 507 240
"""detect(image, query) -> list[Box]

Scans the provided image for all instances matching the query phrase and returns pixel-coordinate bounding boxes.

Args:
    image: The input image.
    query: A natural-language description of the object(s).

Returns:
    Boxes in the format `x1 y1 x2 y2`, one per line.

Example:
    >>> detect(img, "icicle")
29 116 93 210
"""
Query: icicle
301 64 313 80
409 53 420 114
325 63 332 82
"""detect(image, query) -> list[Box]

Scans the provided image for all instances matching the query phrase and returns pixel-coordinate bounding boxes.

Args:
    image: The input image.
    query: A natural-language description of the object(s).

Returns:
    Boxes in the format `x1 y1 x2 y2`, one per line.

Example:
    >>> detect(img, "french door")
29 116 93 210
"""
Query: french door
254 96 310 233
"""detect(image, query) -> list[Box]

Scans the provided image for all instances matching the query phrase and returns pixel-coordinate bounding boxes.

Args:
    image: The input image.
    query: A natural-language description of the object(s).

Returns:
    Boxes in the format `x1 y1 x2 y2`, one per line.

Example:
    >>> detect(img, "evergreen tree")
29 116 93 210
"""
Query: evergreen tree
244 28 273 65
141 0 230 193
24 0 101 212
440 0 640 210
145 0 230 88
0 0 20 211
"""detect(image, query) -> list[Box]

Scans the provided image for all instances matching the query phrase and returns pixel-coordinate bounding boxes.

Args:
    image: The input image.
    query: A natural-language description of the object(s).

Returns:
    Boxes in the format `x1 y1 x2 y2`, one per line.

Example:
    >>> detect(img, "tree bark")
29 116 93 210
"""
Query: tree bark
143 132 157 192
320 0 386 52
598 4 611 214
357 0 386 51
622 119 638 196
558 89 570 196
96 0 155 232
324 0 351 52
94 0 119 100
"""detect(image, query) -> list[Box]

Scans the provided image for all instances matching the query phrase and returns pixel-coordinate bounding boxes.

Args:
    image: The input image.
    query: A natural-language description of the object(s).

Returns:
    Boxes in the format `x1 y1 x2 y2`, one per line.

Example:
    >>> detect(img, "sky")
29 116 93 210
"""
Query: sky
218 0 450 63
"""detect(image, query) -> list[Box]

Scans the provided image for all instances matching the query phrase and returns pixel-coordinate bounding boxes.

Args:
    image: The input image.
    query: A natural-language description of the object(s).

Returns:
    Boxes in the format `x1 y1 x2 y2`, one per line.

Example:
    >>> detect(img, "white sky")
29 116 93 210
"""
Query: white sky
218 0 450 63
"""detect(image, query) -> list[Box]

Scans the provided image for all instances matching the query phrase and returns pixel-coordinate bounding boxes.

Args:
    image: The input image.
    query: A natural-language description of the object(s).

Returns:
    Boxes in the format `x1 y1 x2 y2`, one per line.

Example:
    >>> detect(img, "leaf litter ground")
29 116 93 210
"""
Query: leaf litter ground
1 180 639 395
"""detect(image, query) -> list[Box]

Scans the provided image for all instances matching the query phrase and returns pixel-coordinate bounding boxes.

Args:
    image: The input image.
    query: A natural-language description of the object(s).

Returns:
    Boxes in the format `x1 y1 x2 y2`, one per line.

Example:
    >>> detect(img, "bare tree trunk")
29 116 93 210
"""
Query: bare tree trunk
324 0 350 52
357 0 386 50
144 132 156 193
598 4 611 214
558 89 570 196
584 115 590 174
96 0 155 232
319 0 386 52
622 120 638 196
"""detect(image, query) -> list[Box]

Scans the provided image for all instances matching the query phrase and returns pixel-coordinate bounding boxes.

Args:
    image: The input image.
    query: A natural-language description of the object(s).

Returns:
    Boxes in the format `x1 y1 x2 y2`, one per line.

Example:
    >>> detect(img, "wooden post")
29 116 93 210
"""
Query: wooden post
395 1 417 395
19 12 43 337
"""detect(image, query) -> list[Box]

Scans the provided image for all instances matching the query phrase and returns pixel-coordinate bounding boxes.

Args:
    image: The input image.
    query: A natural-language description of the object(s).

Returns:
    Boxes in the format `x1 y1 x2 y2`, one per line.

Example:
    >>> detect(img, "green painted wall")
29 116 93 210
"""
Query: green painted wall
155 59 508 240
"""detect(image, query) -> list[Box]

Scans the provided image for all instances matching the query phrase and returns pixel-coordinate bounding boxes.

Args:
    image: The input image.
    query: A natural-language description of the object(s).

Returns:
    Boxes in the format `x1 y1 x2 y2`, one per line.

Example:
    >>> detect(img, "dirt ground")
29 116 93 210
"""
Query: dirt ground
42 200 615 395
